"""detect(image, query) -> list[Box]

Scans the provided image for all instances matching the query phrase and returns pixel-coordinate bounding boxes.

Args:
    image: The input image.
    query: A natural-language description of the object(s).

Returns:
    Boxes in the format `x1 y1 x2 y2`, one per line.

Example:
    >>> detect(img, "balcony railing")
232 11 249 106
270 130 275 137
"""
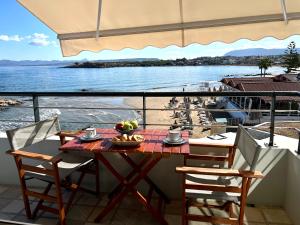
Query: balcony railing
0 91 299 147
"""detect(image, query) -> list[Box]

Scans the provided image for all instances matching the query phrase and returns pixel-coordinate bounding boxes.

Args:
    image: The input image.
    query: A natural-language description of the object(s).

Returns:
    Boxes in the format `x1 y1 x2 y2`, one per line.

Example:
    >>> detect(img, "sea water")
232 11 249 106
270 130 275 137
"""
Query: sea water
0 65 284 130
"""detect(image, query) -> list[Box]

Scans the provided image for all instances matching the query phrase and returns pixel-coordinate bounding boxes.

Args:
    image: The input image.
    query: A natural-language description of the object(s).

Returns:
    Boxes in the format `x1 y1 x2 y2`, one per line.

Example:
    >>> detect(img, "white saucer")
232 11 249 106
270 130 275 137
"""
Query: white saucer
163 137 186 145
79 134 101 142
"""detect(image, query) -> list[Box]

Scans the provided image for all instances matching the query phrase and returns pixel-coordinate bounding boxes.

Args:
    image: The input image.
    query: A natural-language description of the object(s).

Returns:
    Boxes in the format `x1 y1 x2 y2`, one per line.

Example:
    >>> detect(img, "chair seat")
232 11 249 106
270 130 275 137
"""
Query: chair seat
27 152 93 182
185 173 240 202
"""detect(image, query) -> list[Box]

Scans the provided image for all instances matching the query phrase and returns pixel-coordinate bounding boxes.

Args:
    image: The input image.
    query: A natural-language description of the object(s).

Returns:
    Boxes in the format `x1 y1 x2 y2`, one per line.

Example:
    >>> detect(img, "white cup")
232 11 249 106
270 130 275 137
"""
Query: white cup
168 130 181 142
86 128 96 138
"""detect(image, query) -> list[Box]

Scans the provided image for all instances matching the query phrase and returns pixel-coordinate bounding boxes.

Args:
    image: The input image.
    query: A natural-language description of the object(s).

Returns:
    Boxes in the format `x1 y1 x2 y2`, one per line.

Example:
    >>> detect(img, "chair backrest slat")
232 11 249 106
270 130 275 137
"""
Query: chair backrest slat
234 125 261 171
6 117 61 150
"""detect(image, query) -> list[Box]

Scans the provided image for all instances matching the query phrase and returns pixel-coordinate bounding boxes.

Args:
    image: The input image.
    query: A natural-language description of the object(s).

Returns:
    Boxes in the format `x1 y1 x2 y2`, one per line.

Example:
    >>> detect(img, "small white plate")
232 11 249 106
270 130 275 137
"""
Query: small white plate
79 134 101 142
163 137 186 145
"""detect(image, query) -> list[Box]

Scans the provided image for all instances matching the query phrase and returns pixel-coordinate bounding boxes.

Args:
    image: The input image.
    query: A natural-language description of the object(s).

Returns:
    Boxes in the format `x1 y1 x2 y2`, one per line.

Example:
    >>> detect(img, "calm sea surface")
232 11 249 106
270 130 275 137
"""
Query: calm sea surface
0 65 283 92
0 65 284 130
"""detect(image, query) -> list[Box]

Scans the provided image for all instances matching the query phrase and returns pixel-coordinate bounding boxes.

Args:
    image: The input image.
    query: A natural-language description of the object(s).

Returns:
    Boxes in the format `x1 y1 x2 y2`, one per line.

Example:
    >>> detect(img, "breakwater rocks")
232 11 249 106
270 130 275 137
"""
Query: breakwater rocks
0 99 23 107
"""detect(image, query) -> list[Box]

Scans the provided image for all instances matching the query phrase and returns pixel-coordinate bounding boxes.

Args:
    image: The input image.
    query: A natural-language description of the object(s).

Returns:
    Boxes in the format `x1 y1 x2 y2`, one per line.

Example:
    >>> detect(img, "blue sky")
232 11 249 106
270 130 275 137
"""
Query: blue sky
1 0 300 61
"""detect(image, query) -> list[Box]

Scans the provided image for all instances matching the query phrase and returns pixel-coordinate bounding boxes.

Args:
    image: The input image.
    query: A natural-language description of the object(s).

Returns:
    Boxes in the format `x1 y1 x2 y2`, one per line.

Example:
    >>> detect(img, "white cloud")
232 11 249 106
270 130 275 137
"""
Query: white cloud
0 33 57 47
29 33 51 46
29 39 50 46
31 33 49 39
0 35 23 42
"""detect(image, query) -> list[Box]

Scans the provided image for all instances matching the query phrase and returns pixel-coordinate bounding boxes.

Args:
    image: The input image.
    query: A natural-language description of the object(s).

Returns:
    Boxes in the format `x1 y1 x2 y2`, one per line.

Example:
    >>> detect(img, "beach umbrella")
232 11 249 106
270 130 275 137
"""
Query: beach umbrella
18 0 300 57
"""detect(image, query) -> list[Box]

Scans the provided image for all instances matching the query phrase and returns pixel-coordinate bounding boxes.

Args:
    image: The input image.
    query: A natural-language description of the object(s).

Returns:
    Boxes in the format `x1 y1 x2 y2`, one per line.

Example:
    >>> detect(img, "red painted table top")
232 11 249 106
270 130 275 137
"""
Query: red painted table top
59 128 190 155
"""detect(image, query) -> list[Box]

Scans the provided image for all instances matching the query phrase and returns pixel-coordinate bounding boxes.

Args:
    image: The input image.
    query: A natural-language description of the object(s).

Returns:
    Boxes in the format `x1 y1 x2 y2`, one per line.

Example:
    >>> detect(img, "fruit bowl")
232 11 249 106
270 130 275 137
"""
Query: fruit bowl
115 120 139 135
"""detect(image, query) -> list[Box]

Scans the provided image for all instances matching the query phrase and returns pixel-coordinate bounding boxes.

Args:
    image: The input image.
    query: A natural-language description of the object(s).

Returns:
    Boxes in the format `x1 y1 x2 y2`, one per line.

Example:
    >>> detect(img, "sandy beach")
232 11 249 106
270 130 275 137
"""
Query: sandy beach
124 96 209 138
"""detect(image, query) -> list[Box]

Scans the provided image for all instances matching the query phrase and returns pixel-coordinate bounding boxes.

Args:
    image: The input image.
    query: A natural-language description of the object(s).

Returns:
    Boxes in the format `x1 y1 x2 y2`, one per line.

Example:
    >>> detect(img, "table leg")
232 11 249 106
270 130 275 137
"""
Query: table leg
108 155 151 198
95 154 168 225
132 189 168 225
120 153 170 203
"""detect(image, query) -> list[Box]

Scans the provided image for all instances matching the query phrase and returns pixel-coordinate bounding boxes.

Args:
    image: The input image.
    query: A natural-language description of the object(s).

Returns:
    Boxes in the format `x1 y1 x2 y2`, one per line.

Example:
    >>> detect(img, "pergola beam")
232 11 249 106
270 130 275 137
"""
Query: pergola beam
58 12 300 40
95 0 102 39
281 0 288 24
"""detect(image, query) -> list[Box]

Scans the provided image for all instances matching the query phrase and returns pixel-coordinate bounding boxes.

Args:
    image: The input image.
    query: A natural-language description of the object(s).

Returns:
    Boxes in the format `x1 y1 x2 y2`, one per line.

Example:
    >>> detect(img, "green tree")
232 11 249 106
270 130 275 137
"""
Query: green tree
258 58 272 77
282 41 300 73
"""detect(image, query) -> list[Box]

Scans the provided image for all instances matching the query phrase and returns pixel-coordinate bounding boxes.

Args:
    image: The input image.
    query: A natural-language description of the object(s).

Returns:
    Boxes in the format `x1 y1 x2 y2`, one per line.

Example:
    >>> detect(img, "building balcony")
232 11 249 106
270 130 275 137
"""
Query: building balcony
0 91 299 225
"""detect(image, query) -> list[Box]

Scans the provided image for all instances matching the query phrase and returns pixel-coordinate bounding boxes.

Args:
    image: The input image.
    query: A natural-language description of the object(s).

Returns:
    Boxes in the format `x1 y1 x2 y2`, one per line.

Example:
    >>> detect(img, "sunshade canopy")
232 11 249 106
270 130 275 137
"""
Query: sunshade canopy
18 0 300 57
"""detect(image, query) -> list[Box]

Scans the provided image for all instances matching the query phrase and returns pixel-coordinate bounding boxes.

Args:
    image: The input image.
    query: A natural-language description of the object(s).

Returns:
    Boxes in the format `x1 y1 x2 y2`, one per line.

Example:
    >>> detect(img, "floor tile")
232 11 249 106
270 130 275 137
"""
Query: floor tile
66 205 94 221
87 207 115 224
0 186 22 199
97 196 110 207
262 208 292 224
12 214 37 224
35 217 59 225
66 219 86 225
118 196 142 210
244 207 265 223
165 200 182 215
76 193 100 206
0 185 8 195
0 212 16 220
244 223 267 225
85 222 110 225
0 199 13 210
165 214 181 225
1 199 24 214
111 209 144 225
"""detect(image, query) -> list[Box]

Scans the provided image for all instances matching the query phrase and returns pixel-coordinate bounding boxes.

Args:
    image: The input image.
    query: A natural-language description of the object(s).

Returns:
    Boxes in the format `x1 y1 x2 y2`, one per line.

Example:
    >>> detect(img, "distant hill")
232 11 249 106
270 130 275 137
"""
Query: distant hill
0 60 74 67
224 48 300 57
95 58 158 63
0 58 159 67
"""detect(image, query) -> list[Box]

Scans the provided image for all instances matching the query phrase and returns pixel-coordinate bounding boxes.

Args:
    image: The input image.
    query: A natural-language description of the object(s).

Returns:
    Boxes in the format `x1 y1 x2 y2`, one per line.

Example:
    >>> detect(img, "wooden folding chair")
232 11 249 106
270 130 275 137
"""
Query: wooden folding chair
177 125 264 225
187 135 237 169
5 117 100 225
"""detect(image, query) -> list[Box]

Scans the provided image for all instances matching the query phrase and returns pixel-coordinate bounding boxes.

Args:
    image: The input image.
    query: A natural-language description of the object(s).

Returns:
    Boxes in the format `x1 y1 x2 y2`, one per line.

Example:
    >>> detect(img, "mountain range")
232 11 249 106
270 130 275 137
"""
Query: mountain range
0 48 297 66
224 48 300 56
0 58 158 66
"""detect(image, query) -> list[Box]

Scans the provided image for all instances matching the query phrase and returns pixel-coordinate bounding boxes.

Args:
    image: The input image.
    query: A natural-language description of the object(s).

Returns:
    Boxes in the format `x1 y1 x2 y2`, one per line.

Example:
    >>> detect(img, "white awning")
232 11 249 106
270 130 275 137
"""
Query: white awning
18 0 300 57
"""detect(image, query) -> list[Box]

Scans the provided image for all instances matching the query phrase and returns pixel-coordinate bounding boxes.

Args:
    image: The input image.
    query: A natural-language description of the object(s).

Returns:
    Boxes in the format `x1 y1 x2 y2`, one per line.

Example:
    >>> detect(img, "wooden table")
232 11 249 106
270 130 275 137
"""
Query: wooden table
60 129 190 225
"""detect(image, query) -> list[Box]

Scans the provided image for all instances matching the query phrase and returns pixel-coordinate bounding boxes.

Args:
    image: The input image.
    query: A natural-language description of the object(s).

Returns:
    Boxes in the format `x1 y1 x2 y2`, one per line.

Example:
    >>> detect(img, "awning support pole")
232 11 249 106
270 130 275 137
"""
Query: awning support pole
281 0 288 24
269 93 276 146
96 0 103 39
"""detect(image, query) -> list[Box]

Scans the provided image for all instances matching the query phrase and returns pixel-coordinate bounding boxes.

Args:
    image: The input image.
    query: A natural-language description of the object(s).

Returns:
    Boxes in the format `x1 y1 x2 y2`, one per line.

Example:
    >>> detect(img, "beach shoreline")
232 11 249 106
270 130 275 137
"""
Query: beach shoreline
124 96 209 138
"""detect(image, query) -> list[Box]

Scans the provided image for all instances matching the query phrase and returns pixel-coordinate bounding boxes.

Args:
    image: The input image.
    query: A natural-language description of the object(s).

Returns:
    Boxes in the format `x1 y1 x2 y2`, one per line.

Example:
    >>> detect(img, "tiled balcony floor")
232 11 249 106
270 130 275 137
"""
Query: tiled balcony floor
0 185 294 225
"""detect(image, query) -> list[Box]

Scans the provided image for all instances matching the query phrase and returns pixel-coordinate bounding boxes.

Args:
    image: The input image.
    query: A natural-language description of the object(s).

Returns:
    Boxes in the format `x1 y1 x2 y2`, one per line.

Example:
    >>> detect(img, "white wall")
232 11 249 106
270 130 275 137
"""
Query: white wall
284 151 300 225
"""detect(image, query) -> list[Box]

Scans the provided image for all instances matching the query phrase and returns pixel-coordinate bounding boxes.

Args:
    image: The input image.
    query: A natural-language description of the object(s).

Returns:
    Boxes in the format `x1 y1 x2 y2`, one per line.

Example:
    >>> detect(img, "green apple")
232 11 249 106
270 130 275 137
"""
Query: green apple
123 121 133 131
130 120 138 129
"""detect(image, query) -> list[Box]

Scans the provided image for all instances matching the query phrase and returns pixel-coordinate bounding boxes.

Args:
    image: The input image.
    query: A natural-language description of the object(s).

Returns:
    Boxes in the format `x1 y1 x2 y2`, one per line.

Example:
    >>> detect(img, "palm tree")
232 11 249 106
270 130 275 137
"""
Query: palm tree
258 58 272 77
258 60 264 76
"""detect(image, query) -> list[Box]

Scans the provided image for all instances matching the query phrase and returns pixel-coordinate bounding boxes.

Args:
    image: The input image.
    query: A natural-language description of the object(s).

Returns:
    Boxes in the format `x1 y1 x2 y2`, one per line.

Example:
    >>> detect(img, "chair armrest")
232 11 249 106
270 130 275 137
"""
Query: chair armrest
57 131 81 145
176 166 263 178
6 149 61 163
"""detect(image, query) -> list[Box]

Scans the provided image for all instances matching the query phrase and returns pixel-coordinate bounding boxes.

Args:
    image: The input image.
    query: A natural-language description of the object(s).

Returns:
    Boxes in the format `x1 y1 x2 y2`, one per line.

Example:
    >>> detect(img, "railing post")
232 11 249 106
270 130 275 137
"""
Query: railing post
295 128 300 154
32 95 40 122
142 95 146 129
269 93 276 146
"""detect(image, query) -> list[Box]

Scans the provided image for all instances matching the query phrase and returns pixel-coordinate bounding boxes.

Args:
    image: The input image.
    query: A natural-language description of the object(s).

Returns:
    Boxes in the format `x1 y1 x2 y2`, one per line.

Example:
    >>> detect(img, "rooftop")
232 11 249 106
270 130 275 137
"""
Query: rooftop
221 75 300 102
